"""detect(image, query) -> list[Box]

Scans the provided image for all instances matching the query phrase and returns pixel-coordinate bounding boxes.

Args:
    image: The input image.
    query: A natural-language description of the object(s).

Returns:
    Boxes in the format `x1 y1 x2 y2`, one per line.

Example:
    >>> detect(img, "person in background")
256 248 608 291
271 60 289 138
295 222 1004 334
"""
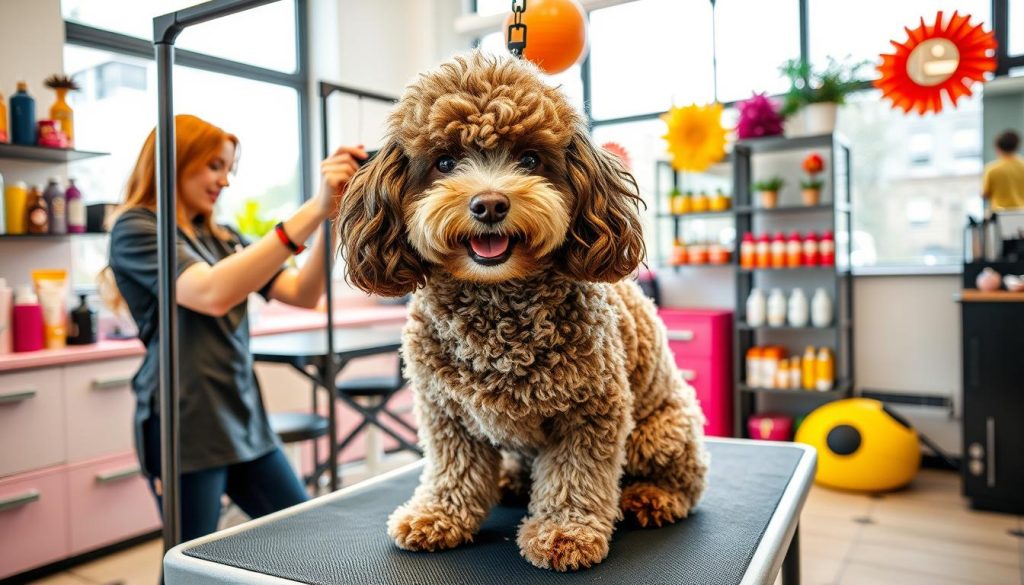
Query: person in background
982 129 1024 211
102 114 365 542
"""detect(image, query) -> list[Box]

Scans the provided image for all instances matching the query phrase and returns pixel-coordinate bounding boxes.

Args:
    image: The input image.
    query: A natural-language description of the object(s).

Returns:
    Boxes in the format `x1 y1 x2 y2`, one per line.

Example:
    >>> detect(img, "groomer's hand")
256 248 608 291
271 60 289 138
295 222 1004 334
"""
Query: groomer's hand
318 145 367 219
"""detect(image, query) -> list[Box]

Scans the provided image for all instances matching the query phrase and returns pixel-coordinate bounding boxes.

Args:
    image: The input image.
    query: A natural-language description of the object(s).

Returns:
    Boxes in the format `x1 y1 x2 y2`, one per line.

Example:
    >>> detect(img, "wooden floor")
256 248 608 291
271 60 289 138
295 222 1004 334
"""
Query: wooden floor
27 466 1024 585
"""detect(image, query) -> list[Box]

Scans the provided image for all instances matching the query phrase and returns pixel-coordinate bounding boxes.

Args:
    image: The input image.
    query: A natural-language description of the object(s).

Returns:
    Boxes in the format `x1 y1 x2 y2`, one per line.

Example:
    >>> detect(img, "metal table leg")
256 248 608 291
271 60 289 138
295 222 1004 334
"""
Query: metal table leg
782 523 800 585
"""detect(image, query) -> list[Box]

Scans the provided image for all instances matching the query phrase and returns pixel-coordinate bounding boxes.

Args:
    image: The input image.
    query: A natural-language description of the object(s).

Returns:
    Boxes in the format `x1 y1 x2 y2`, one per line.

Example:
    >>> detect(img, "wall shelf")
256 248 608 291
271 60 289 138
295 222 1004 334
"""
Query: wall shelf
734 204 846 215
656 211 735 220
0 143 109 163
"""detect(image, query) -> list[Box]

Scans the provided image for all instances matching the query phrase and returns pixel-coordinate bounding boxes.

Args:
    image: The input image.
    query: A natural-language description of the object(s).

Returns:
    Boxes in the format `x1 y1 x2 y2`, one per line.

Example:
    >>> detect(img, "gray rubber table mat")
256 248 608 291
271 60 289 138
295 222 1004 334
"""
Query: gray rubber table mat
183 441 803 584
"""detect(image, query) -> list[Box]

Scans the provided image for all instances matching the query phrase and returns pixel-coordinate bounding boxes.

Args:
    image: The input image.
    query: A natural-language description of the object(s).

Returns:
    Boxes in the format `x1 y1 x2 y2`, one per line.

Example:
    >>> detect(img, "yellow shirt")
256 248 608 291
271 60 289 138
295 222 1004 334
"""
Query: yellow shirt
982 156 1024 210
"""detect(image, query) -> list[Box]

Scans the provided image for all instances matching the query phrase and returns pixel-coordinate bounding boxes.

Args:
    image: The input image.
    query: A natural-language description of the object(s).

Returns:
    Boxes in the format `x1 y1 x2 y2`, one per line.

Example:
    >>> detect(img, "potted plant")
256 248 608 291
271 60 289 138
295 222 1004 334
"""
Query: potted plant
801 153 825 205
753 177 785 208
780 57 869 136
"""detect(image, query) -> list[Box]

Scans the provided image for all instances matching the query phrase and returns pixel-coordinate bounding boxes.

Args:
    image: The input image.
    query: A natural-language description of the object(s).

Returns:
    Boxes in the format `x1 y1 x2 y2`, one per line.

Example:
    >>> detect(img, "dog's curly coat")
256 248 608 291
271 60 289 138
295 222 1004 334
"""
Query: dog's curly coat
337 52 709 572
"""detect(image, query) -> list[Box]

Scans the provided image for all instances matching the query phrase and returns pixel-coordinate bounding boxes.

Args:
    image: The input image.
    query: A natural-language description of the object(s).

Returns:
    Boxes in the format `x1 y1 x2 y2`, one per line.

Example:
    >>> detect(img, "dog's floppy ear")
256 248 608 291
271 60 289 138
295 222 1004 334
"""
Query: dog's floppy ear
336 140 427 297
559 125 646 282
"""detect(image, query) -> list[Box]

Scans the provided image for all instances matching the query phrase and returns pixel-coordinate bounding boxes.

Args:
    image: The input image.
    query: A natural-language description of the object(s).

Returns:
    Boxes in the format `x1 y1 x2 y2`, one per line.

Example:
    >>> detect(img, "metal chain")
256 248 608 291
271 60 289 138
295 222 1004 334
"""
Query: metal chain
508 0 527 58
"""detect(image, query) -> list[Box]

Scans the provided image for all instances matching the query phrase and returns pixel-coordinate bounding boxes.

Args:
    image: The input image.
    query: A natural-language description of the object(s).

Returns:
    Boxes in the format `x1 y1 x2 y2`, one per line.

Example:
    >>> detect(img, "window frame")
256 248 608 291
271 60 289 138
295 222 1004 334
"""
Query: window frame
63 0 312 202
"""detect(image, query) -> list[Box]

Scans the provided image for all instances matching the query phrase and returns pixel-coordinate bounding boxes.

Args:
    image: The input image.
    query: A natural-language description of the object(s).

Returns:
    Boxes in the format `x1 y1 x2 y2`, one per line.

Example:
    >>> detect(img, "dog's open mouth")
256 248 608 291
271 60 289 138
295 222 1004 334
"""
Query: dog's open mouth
466 234 517 266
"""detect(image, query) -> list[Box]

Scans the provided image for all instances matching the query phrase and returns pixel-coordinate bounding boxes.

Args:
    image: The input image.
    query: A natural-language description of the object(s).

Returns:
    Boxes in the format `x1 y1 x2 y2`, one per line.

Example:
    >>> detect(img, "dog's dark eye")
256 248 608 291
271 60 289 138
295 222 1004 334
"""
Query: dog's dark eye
518 151 540 171
435 155 457 173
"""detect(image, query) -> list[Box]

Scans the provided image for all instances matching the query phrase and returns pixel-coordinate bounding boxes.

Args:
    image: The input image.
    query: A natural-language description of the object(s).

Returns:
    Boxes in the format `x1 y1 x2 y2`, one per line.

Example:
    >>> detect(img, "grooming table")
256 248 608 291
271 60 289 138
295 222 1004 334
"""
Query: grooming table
165 438 815 585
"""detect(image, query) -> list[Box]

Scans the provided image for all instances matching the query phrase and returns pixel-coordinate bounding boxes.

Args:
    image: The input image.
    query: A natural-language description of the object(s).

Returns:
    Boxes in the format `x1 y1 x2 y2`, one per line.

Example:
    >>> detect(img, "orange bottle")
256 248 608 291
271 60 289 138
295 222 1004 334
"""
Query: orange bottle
0 93 8 143
755 234 770 268
815 347 835 391
786 231 803 268
770 232 786 268
740 232 756 269
801 346 816 390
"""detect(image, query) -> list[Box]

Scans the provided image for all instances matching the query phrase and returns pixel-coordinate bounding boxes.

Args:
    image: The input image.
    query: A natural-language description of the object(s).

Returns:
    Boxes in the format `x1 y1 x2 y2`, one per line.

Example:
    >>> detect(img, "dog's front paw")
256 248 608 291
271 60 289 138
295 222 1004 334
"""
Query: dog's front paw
620 482 692 527
516 516 610 572
387 503 474 552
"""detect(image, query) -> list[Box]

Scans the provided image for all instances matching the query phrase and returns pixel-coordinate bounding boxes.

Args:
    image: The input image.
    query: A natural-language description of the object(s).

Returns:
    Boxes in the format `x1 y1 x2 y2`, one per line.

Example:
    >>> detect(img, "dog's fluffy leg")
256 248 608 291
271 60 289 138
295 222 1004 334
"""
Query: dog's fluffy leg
387 399 501 552
621 389 709 527
516 405 631 572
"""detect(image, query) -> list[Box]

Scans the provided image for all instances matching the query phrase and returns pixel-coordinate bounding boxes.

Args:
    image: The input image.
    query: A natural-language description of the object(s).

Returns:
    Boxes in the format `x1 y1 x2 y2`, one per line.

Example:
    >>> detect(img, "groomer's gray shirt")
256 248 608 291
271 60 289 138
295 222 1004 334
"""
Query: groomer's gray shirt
109 208 281 474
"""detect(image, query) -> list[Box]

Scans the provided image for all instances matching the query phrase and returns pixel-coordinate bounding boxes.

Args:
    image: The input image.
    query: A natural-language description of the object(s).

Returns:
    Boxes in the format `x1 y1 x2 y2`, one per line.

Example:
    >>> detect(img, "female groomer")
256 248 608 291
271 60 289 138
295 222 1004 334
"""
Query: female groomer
104 114 365 541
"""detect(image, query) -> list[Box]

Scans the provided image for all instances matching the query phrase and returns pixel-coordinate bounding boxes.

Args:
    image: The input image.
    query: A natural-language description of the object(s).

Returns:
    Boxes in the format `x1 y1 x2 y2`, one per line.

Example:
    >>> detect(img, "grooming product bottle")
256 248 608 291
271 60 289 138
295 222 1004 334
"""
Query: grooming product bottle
10 82 36 146
12 287 44 352
4 181 28 234
43 178 66 234
65 178 85 233
25 185 49 234
67 293 97 345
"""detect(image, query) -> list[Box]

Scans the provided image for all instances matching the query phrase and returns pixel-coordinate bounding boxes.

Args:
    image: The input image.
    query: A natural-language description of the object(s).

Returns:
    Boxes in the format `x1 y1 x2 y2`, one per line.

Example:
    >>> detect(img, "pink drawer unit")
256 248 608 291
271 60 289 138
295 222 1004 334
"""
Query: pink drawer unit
658 308 733 437
0 465 70 579
67 452 161 555
0 368 66 477
64 358 141 463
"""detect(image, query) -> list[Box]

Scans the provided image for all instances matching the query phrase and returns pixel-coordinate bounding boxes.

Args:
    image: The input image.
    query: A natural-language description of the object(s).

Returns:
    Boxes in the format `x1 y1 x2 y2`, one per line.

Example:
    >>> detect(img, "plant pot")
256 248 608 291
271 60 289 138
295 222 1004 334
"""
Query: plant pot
803 103 838 135
759 190 779 209
783 114 805 138
801 188 821 206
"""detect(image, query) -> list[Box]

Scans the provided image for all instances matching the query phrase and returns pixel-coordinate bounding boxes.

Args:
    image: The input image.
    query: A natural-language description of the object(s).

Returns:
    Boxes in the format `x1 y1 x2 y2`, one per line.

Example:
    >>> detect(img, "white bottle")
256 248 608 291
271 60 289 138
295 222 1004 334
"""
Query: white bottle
811 288 833 327
767 288 787 327
0 278 11 353
746 288 767 327
787 288 809 327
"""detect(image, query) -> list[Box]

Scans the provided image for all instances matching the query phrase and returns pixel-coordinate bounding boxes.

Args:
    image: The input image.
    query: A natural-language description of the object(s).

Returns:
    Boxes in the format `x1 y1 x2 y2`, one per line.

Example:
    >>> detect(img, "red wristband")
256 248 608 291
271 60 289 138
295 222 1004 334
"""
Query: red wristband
274 222 306 254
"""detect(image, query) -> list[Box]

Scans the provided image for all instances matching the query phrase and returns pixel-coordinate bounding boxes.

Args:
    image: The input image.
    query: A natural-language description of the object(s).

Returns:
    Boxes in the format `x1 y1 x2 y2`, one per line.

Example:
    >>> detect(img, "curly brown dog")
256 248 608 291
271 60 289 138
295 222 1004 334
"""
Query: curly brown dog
337 52 708 572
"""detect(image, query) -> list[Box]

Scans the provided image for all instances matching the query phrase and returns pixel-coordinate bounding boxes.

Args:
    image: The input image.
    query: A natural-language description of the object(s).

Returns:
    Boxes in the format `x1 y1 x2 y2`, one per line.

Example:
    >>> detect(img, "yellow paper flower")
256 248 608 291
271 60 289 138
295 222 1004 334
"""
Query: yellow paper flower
661 103 727 172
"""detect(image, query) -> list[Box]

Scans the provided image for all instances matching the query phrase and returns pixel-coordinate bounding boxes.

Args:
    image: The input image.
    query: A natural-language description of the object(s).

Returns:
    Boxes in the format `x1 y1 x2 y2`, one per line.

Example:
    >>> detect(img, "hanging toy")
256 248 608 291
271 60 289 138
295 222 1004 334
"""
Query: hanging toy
504 0 588 75
875 11 996 115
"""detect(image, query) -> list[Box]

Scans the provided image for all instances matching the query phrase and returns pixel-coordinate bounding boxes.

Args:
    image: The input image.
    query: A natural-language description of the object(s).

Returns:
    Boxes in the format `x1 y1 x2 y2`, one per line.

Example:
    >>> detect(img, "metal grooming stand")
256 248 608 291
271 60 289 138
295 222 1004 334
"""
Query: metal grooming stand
153 0 304 553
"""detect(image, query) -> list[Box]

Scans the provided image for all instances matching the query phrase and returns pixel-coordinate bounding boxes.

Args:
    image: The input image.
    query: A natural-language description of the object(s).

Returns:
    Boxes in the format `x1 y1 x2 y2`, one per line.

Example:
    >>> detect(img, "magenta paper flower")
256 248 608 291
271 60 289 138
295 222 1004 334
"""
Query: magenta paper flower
736 93 784 139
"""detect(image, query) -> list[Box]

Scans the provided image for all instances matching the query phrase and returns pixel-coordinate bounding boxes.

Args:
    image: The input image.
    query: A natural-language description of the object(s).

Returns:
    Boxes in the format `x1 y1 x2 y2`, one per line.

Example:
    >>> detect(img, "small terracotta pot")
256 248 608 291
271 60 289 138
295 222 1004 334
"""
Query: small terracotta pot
801 188 821 206
759 190 778 209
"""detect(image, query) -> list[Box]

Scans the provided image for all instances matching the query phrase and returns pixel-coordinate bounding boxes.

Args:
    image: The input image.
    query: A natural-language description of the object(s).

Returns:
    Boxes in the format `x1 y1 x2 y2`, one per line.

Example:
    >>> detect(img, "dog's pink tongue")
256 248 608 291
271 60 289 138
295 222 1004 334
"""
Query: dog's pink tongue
470 234 510 258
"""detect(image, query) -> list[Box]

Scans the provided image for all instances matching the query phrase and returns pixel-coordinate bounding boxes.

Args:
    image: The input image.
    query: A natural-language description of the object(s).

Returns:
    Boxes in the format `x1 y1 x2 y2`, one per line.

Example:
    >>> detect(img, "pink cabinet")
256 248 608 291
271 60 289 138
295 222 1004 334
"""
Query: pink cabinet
67 453 161 555
658 308 733 437
64 358 140 463
0 368 66 477
0 465 70 579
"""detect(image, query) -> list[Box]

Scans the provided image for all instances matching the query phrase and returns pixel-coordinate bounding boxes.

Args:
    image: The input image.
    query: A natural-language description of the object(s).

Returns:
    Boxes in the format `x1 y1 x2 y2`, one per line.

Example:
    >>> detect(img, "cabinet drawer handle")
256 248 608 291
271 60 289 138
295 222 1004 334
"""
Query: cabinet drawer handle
0 388 37 405
91 376 133 391
96 466 142 484
667 330 695 342
0 490 40 512
986 417 996 488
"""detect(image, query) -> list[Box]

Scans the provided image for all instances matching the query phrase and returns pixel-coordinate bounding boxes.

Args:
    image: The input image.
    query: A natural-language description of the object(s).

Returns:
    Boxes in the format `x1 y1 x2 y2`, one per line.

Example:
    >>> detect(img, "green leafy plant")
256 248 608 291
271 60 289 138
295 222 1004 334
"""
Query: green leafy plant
753 177 785 192
235 200 277 238
800 177 825 189
779 57 871 117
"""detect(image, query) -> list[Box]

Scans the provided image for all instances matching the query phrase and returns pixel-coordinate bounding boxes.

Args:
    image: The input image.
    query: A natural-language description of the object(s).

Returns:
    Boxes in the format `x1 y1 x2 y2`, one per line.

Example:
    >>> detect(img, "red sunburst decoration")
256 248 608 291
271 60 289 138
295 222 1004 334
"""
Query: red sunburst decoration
875 11 996 115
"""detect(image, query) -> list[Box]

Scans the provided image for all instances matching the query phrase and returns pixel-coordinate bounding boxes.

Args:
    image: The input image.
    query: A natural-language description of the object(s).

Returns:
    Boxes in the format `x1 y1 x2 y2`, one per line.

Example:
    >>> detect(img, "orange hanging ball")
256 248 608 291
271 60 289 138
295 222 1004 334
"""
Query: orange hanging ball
503 0 588 75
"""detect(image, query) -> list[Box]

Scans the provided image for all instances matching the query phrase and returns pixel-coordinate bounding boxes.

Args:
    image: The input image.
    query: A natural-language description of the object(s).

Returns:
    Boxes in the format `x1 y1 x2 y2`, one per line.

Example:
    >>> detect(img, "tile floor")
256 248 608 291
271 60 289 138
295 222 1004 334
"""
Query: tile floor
26 464 1024 585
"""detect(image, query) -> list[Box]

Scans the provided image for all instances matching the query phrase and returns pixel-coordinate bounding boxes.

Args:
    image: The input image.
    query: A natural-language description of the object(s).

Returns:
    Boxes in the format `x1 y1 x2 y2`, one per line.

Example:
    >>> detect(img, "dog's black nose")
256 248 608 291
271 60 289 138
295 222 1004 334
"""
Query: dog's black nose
469 193 510 224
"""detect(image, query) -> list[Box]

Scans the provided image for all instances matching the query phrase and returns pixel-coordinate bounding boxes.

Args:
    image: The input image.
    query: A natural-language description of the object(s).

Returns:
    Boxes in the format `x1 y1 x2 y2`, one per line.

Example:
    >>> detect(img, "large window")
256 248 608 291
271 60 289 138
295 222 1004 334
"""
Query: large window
807 0 991 73
61 1 308 289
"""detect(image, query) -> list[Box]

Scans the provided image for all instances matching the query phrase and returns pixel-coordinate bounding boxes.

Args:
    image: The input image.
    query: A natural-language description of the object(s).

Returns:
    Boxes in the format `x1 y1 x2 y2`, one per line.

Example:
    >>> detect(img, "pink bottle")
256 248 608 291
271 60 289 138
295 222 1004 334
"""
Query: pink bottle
13 286 45 352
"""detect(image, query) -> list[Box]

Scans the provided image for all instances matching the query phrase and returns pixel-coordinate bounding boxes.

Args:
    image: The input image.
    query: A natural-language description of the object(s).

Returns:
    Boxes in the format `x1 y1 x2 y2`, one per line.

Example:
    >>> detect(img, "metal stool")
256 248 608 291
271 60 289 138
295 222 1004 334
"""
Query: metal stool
268 411 329 488
334 356 422 464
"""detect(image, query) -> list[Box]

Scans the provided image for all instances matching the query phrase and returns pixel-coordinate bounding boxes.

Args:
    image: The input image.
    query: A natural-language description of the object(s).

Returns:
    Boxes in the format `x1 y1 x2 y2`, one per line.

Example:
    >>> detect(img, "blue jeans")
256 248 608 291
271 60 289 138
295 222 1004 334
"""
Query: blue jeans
142 417 309 542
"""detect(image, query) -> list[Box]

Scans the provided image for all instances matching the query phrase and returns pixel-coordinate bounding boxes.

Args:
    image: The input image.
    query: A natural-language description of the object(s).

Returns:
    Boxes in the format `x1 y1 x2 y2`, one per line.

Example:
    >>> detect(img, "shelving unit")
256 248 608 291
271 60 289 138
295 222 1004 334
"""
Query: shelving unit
731 133 854 438
651 158 734 270
0 145 109 238
0 143 108 163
